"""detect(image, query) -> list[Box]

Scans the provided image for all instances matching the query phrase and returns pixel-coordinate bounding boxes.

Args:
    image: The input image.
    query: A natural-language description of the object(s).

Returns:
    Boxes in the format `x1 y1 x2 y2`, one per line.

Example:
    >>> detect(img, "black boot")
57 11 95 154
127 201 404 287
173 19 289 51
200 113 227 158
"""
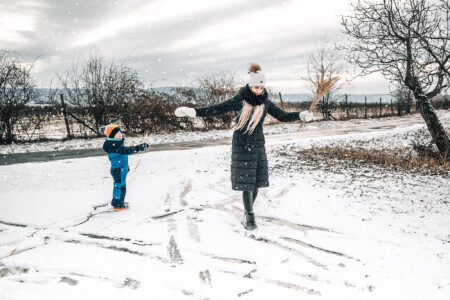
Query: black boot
242 191 257 230
243 212 257 230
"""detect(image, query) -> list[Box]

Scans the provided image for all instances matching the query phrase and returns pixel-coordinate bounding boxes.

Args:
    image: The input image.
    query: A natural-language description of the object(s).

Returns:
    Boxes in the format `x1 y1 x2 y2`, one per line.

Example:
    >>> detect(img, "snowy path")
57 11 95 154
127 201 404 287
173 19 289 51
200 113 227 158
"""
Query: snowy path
0 122 449 299
0 112 427 165
1 111 435 157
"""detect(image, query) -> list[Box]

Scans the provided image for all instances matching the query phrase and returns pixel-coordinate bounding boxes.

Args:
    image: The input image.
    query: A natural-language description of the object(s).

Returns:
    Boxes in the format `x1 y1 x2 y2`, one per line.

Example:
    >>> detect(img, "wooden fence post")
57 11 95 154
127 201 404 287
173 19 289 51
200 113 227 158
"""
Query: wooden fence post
346 94 349 119
60 93 71 139
278 92 284 109
364 96 367 118
379 97 382 118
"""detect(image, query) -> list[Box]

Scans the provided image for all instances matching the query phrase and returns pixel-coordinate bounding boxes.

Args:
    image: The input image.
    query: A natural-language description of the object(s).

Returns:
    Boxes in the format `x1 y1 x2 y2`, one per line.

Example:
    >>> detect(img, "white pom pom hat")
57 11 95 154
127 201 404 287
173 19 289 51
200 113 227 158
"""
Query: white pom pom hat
248 71 266 87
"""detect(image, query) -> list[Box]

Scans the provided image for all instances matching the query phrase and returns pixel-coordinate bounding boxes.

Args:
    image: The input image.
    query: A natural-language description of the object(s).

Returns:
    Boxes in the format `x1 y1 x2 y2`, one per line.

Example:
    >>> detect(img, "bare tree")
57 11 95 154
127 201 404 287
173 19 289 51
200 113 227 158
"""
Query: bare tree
121 90 188 135
173 71 237 130
0 51 39 144
304 39 344 120
341 0 450 155
196 71 237 129
58 52 143 135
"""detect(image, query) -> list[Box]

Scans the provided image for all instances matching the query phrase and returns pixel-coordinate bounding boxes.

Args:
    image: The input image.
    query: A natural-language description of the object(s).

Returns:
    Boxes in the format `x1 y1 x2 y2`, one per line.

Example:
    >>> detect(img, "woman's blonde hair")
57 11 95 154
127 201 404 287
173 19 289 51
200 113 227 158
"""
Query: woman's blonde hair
233 62 265 134
234 101 265 134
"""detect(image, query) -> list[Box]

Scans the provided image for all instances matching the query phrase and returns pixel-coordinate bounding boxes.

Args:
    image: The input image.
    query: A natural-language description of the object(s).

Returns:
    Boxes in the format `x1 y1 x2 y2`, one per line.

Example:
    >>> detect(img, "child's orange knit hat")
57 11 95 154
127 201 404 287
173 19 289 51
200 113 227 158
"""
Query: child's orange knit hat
100 125 121 138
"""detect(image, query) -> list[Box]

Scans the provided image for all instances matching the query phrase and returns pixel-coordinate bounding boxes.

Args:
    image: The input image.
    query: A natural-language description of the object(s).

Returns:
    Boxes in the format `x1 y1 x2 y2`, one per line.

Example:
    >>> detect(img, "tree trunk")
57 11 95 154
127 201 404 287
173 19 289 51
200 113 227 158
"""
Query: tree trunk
406 91 412 114
397 98 402 116
414 91 450 156
5 120 14 144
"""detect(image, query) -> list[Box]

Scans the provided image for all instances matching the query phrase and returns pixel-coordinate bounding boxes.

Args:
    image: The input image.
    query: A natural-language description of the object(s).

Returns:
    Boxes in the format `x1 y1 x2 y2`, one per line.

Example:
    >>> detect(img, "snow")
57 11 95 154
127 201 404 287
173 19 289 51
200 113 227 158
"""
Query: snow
0 112 449 299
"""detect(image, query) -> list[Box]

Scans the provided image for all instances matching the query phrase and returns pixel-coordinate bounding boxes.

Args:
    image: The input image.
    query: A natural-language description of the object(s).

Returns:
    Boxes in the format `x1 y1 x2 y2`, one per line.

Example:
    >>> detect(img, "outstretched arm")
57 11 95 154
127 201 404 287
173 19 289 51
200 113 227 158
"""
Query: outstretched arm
115 145 139 155
195 95 241 118
266 100 301 122
105 143 149 155
175 95 241 118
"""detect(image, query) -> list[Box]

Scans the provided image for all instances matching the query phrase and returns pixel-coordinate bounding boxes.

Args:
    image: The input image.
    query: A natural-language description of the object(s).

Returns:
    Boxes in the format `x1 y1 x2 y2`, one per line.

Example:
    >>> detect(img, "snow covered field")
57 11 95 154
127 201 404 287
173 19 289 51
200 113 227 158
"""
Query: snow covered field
0 112 449 299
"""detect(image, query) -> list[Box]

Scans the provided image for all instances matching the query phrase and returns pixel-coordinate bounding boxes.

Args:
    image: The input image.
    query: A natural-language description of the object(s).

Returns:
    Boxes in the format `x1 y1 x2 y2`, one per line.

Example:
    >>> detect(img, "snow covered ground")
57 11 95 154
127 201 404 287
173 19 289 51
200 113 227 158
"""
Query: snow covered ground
0 112 449 299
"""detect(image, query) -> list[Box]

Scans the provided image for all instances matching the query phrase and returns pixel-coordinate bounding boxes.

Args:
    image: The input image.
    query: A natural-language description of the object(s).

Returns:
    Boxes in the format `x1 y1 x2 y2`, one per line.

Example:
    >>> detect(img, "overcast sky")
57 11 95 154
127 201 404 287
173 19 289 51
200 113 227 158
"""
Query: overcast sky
0 0 391 94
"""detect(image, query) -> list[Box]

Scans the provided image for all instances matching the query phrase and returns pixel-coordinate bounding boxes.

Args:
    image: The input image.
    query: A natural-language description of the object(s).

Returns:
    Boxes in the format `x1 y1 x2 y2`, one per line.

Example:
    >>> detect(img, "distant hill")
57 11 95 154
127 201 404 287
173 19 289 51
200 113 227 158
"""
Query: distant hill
151 87 393 104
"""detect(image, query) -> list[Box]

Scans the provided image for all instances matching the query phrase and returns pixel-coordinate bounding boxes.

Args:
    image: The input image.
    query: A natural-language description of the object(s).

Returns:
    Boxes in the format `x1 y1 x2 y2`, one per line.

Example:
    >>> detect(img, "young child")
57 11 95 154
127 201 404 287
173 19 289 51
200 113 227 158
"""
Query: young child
175 63 313 230
100 125 149 211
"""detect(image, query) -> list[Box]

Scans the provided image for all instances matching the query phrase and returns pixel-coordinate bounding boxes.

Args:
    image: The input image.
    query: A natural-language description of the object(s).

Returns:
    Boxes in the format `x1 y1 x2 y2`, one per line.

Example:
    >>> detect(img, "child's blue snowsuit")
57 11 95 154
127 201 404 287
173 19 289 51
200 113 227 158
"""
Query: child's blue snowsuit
103 138 138 207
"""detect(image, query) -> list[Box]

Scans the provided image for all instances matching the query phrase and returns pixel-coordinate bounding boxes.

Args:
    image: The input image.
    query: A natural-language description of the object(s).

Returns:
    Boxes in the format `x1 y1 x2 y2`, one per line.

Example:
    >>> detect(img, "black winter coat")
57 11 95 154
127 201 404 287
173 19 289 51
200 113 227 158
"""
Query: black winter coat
195 85 300 191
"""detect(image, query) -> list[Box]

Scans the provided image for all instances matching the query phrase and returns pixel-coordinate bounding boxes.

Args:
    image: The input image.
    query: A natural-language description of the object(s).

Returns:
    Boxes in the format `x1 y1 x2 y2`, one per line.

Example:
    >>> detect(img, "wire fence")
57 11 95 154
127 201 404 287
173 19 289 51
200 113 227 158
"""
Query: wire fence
3 92 450 144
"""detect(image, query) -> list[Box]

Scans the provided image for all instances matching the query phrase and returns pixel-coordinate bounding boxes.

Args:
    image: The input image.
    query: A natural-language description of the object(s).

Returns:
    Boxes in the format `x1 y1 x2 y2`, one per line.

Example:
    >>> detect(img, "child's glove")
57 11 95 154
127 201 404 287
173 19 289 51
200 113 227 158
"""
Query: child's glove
135 143 149 152
175 106 196 117
139 143 149 151
299 111 313 122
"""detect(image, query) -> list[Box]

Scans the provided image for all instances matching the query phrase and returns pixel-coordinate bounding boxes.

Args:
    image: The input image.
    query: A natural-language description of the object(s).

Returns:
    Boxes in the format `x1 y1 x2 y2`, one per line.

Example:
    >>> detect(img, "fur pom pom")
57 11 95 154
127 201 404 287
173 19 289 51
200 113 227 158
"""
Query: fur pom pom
248 63 261 73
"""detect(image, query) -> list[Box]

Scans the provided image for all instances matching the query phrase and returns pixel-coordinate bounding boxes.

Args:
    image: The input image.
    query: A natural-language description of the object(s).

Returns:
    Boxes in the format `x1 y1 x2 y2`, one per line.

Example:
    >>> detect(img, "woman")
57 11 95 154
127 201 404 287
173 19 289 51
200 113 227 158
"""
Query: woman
175 63 313 230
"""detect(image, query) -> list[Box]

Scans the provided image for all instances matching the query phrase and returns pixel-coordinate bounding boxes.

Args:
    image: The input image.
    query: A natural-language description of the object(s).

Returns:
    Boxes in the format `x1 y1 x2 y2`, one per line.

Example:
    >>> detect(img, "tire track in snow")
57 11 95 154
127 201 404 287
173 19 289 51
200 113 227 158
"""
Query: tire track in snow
211 205 330 270
188 220 200 243
209 255 256 265
218 269 322 296
180 180 192 207
0 219 28 228
211 202 357 275
262 216 335 234
281 236 356 260
247 234 328 270
181 179 360 293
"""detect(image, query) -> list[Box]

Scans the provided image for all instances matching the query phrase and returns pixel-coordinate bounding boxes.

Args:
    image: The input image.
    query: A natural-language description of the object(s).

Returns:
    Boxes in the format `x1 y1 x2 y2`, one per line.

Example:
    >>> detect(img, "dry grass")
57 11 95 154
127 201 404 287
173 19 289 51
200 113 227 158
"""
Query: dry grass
277 146 450 176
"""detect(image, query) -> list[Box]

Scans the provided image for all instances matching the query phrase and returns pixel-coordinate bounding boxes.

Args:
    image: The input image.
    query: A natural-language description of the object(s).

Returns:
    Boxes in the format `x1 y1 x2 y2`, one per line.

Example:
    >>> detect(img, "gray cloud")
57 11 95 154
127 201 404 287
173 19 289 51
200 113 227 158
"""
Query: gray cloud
0 0 390 93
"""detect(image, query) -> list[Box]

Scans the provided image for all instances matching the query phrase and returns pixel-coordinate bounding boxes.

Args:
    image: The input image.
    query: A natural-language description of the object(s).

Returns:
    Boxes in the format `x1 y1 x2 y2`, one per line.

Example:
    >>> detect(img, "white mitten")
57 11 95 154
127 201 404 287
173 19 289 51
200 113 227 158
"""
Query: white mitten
175 107 196 117
175 107 186 117
185 107 196 117
299 111 313 122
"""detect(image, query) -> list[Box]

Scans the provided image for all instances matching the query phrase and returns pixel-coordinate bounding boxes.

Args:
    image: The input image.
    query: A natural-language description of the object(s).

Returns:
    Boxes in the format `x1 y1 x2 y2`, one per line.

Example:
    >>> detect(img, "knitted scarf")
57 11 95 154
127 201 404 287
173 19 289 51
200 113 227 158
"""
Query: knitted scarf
241 84 267 106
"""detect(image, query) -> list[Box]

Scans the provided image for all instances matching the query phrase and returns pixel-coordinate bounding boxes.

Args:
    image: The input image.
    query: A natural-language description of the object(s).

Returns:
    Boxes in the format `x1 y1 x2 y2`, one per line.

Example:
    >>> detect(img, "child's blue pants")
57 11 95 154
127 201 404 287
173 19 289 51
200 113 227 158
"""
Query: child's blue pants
110 167 128 206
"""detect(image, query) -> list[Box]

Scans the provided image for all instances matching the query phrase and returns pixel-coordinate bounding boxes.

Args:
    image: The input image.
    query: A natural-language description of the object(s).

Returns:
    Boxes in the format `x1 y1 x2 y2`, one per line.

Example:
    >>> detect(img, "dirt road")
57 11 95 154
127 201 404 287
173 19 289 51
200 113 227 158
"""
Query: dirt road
0 115 426 165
